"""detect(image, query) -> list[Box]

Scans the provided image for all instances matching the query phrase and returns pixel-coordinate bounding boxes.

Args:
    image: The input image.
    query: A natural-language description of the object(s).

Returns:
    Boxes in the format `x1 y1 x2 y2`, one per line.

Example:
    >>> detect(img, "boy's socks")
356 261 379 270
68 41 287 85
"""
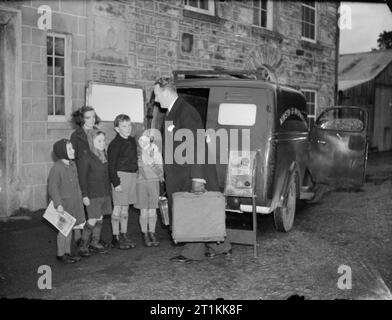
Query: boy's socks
111 206 121 236
65 231 73 255
148 209 157 233
120 207 129 234
139 209 149 233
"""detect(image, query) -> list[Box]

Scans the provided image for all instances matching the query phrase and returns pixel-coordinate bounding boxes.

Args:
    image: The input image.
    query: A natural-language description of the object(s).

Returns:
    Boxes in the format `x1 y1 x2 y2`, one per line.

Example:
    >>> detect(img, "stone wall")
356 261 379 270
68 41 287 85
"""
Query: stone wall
0 0 338 213
86 0 337 105
0 0 89 211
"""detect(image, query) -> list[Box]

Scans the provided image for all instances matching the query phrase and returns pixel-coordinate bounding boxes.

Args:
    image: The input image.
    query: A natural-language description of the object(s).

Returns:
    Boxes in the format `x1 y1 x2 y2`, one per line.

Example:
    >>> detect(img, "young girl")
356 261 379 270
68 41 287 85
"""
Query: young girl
135 132 164 247
78 130 112 255
47 139 86 264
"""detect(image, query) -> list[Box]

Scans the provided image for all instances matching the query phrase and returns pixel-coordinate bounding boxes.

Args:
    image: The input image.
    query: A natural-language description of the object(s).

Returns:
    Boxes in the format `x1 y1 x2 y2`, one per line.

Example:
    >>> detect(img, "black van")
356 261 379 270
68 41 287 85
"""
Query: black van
156 69 368 233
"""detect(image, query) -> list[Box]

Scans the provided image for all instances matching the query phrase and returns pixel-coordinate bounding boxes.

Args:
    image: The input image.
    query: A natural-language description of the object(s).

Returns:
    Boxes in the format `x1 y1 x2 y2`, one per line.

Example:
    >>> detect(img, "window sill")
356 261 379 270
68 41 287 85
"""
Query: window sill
47 121 74 130
183 9 221 24
300 39 324 51
251 27 284 43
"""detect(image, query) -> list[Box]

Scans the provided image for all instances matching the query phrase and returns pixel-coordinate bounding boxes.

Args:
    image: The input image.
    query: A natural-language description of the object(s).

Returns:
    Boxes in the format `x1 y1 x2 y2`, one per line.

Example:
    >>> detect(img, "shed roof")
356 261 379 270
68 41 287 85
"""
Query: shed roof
338 49 392 91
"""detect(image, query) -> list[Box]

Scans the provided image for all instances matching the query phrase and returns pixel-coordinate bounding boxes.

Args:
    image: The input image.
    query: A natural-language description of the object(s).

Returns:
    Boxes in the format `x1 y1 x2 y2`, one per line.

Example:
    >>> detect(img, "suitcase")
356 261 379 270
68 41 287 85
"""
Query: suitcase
172 191 226 242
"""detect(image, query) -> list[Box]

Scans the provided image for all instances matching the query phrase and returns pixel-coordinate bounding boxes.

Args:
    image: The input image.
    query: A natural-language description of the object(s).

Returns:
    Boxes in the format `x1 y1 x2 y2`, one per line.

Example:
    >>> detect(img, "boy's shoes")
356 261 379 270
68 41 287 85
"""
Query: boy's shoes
148 232 160 247
111 235 131 250
89 241 108 254
65 253 81 262
56 255 77 264
120 233 136 248
142 233 153 247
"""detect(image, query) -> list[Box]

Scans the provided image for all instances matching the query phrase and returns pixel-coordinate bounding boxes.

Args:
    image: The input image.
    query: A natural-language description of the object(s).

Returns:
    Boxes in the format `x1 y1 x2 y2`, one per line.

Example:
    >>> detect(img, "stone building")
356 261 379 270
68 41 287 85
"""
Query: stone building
0 0 339 216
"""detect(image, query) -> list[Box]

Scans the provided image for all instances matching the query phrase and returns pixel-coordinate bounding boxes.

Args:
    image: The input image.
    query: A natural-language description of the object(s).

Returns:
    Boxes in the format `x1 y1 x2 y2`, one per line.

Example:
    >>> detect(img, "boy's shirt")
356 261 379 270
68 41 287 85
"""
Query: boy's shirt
107 133 138 188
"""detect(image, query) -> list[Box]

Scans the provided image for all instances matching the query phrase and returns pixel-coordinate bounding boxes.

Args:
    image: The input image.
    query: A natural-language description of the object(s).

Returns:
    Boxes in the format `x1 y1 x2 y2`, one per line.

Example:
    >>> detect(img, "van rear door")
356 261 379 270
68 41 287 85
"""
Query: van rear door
308 106 368 187
205 86 274 194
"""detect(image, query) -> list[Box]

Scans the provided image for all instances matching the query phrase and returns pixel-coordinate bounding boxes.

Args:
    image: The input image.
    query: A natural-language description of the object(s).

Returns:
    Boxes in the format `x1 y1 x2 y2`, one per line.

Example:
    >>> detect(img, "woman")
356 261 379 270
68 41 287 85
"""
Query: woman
70 106 101 167
70 106 105 248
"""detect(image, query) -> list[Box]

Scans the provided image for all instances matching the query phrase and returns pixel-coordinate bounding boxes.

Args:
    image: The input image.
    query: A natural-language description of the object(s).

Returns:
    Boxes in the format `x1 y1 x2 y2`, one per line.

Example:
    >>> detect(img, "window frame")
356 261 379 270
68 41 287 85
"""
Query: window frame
301 2 317 43
184 0 215 16
47 32 72 122
301 89 317 126
252 0 273 30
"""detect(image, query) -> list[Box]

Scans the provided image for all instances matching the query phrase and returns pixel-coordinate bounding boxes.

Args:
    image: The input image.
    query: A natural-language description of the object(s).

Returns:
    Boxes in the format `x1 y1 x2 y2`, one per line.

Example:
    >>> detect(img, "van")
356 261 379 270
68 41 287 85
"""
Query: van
152 69 368 233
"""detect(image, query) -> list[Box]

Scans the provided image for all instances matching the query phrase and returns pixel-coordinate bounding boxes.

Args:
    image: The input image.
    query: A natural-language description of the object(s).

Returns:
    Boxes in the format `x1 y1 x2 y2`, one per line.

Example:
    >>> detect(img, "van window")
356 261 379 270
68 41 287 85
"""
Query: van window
317 108 365 132
178 88 209 128
218 103 257 126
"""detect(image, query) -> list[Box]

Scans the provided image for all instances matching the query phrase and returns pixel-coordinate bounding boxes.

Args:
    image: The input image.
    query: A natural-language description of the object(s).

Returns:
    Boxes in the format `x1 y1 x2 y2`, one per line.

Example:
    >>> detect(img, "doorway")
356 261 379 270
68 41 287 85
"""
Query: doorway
0 8 22 217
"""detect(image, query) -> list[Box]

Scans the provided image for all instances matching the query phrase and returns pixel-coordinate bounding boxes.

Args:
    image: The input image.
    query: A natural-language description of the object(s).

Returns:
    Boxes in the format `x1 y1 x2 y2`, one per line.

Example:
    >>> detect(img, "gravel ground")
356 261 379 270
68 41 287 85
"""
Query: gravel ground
0 152 391 300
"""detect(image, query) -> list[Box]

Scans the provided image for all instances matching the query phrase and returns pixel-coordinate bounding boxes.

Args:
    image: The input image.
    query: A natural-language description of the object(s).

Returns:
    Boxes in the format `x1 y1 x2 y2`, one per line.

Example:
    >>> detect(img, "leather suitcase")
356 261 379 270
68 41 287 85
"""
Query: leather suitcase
172 191 226 242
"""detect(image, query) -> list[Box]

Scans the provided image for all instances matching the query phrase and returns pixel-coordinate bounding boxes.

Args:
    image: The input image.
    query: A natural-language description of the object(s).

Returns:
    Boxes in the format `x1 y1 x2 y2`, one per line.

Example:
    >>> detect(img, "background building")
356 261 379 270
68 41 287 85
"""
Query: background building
339 50 392 152
0 0 339 215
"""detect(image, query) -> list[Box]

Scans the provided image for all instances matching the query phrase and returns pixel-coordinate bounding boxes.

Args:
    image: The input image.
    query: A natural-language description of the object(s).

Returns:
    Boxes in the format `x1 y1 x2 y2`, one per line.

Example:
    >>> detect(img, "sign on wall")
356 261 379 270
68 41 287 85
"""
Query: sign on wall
85 81 144 123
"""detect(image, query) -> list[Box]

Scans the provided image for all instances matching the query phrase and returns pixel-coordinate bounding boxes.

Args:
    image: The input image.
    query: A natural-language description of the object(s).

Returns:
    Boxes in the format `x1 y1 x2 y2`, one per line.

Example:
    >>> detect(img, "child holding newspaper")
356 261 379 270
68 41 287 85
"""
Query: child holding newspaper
47 139 86 264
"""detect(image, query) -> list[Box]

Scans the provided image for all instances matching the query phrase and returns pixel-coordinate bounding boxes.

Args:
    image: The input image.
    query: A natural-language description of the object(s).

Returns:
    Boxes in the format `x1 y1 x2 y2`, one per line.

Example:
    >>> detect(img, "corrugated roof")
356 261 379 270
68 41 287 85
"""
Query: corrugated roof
338 49 392 91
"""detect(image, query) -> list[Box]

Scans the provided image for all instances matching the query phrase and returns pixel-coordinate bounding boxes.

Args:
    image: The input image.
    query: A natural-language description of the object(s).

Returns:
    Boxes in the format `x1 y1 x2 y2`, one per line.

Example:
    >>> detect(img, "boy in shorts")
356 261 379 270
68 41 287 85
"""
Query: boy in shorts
108 114 138 249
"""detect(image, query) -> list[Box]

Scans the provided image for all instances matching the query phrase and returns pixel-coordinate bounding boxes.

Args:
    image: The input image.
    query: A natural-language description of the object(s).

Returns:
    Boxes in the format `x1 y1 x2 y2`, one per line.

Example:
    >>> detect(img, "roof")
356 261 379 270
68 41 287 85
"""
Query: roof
338 49 392 91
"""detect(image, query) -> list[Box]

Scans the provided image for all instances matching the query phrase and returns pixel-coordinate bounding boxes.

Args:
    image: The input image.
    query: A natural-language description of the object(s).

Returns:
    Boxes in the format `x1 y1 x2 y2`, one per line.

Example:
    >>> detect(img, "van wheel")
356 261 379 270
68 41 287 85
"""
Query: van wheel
274 175 296 232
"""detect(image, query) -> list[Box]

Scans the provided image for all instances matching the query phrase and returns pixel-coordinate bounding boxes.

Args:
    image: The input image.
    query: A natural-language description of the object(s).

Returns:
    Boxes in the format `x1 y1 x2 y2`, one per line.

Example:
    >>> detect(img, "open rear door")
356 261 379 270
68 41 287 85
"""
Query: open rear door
308 106 368 188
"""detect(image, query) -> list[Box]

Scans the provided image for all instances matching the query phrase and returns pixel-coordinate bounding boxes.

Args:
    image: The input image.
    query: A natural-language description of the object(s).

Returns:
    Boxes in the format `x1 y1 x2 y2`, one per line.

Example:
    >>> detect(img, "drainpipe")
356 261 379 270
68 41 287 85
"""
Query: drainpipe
335 2 340 106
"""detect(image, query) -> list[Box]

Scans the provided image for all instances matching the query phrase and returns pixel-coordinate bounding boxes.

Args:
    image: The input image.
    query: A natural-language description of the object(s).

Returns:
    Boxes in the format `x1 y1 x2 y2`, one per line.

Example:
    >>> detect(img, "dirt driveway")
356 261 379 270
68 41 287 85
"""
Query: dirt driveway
1 152 391 300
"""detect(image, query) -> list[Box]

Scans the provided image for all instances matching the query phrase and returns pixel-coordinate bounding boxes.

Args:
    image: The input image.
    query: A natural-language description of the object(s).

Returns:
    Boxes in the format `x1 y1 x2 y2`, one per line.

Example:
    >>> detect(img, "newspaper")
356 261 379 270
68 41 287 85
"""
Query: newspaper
43 201 76 237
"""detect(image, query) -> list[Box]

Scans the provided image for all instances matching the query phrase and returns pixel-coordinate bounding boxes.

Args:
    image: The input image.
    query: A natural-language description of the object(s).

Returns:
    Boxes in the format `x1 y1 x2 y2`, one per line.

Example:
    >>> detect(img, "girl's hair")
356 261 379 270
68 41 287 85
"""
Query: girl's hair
92 130 106 139
113 114 131 127
72 106 101 127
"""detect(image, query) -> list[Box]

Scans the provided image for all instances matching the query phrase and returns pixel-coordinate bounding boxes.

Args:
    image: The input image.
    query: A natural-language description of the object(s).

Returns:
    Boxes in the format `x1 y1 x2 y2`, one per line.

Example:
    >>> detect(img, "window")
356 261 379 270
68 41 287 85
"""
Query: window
301 2 316 42
47 33 71 121
184 0 215 16
218 103 257 126
302 89 317 127
252 0 273 30
317 108 365 132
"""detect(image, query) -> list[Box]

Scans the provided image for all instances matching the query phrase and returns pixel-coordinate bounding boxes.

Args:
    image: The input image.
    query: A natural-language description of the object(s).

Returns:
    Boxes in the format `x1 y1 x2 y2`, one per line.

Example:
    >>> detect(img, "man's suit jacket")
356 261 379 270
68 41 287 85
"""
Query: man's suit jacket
163 97 205 202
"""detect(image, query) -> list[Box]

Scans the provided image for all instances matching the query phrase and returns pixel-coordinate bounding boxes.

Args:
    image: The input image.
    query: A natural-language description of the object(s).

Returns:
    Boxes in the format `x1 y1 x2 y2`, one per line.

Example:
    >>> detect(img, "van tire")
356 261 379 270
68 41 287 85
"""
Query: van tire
274 174 296 232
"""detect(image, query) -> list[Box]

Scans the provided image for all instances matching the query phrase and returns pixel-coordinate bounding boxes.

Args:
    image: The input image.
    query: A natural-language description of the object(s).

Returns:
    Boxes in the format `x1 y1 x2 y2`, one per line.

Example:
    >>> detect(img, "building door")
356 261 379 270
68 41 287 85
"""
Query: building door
0 23 6 214
0 8 21 217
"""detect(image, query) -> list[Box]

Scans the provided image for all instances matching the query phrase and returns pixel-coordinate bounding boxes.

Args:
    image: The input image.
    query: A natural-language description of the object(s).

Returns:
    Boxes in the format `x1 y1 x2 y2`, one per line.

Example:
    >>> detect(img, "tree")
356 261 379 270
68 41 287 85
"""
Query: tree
377 30 392 49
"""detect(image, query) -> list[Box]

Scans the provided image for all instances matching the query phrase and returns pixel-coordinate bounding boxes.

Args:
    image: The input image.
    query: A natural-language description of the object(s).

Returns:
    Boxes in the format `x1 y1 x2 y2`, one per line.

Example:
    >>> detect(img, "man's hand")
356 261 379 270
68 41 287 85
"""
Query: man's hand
191 179 206 194
83 197 90 206
57 205 64 214
114 185 122 192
